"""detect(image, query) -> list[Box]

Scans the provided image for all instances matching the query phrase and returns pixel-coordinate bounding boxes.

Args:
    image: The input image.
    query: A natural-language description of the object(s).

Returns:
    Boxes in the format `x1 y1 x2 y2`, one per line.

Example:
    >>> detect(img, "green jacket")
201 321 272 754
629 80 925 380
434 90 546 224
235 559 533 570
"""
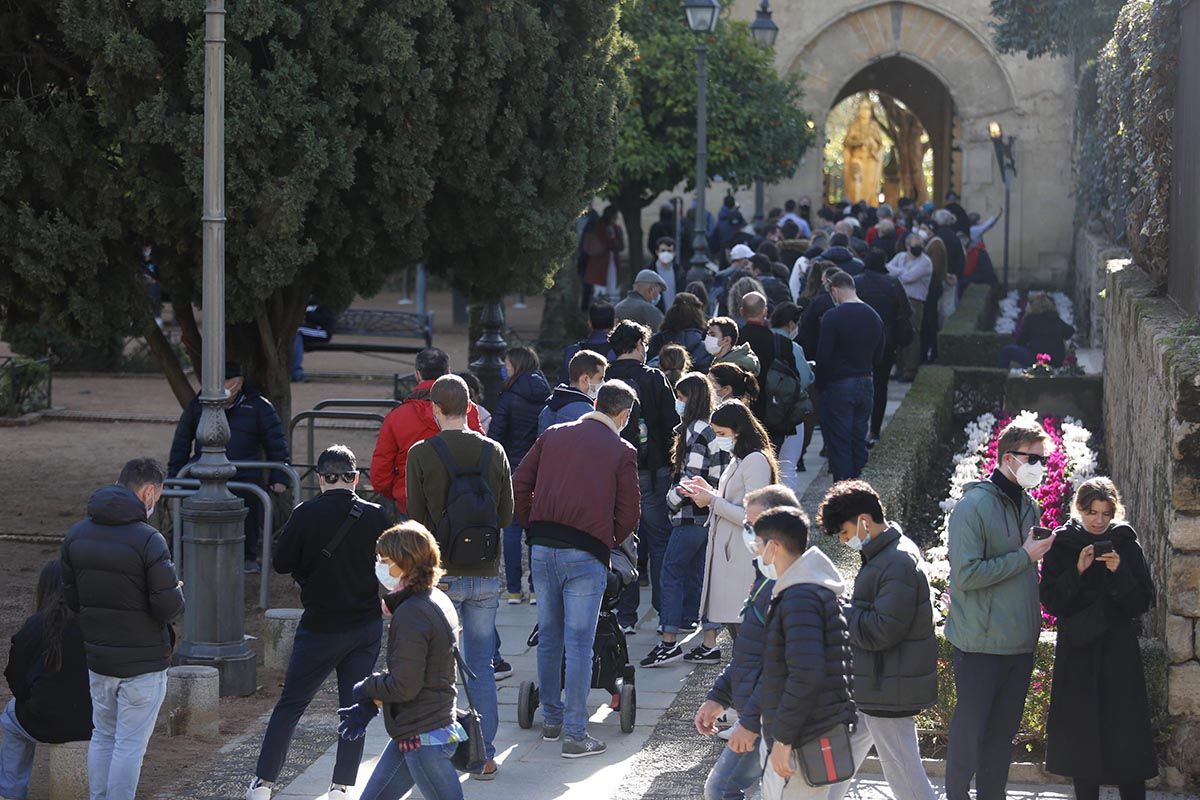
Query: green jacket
945 479 1042 655
714 343 761 376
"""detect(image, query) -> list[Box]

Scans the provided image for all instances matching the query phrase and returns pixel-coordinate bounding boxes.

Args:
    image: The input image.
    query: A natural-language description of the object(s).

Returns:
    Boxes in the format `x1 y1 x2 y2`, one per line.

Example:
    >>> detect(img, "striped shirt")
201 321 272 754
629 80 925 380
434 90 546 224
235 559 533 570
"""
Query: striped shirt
666 420 731 527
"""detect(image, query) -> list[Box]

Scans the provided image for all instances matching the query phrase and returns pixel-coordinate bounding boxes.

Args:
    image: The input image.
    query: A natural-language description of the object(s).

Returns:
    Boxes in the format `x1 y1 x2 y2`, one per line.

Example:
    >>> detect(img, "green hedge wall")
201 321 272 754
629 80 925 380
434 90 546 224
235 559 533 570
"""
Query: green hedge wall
937 284 1009 368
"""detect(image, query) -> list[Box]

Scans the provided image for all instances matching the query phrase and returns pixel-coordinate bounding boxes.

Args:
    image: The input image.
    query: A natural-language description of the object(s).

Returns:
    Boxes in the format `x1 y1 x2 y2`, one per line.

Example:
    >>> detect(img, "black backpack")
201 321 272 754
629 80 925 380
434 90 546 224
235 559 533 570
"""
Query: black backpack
763 335 812 431
426 436 501 568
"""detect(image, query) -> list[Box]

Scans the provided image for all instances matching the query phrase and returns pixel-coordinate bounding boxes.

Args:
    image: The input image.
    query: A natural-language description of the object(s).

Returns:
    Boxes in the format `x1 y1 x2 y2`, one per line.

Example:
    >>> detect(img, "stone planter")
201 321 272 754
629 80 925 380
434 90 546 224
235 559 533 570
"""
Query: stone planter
1004 373 1104 430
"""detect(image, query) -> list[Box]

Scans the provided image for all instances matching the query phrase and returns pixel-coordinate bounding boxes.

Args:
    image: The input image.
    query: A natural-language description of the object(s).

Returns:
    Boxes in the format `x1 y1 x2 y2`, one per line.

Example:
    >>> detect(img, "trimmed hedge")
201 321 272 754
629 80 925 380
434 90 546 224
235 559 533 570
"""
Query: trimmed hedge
937 284 1009 368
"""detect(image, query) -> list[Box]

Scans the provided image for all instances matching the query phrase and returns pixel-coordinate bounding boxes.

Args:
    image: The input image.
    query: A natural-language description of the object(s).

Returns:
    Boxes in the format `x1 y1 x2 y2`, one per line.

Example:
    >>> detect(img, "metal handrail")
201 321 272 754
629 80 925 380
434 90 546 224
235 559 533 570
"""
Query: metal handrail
311 398 400 412
288 410 388 497
164 479 274 610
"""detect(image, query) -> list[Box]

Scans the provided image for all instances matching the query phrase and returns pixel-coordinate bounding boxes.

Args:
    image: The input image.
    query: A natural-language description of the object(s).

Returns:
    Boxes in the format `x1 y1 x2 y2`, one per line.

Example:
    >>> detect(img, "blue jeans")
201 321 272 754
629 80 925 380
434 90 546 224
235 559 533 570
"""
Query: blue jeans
820 376 873 482
358 741 462 800
531 545 607 740
704 738 763 800
659 524 707 634
441 575 500 760
87 669 168 800
618 467 671 626
256 617 383 785
502 521 532 594
290 332 305 381
0 699 37 800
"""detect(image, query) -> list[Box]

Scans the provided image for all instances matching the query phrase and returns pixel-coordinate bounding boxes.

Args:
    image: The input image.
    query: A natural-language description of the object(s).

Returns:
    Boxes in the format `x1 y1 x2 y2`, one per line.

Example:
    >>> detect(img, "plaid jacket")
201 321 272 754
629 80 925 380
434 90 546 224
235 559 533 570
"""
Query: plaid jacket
666 420 731 527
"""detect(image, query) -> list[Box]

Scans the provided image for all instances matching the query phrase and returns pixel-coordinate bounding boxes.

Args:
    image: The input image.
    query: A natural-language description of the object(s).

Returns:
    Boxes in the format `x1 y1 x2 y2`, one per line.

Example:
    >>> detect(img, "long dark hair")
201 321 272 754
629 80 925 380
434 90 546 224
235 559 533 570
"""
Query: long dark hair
710 400 779 481
503 346 540 391
36 560 73 672
708 363 759 405
671 373 716 476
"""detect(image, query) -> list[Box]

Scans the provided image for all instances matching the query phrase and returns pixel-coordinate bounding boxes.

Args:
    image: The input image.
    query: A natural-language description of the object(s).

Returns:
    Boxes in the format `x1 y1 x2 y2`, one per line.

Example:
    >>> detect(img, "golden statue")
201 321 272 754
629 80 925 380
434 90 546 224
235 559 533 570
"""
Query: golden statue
843 99 885 204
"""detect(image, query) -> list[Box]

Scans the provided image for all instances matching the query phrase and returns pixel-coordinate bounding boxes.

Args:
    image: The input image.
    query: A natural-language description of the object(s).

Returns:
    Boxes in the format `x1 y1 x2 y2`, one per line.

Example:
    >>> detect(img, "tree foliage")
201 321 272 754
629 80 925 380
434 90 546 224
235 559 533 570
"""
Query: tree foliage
989 0 1124 61
607 0 813 264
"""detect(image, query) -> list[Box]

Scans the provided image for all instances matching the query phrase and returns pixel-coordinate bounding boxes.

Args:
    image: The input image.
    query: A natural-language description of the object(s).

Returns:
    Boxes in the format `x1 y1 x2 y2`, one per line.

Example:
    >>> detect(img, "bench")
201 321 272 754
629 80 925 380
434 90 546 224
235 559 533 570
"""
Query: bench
307 308 433 355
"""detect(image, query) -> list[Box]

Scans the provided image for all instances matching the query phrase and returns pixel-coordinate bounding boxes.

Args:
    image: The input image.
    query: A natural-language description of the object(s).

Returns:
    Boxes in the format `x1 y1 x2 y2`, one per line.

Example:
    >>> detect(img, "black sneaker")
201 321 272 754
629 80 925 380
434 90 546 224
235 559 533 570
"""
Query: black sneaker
493 659 513 681
683 644 721 664
640 642 683 668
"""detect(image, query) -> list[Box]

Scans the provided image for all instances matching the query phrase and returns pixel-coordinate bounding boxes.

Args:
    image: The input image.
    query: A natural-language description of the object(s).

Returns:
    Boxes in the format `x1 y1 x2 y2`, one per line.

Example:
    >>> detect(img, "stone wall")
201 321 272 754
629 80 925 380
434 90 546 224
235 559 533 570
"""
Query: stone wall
1104 257 1200 788
1072 226 1130 347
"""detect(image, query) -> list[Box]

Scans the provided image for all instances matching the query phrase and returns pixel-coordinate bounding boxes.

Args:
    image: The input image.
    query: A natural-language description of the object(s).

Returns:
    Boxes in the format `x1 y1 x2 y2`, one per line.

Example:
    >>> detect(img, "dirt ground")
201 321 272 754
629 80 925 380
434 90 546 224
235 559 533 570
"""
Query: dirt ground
0 288 547 797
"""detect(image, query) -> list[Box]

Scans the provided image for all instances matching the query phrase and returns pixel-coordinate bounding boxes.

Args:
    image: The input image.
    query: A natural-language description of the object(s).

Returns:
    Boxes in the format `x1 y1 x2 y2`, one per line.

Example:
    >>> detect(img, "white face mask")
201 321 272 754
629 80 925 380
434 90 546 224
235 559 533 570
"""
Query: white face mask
742 523 758 557
375 561 401 592
714 435 734 453
703 335 721 355
675 398 687 416
845 518 867 552
1013 460 1046 490
658 251 675 265
587 378 603 401
757 542 778 581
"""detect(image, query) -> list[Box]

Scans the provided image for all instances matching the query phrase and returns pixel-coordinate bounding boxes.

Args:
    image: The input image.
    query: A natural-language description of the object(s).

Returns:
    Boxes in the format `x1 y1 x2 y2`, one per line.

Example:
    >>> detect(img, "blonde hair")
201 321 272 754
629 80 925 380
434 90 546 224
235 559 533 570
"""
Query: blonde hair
1073 477 1125 522
1027 293 1057 316
376 522 444 593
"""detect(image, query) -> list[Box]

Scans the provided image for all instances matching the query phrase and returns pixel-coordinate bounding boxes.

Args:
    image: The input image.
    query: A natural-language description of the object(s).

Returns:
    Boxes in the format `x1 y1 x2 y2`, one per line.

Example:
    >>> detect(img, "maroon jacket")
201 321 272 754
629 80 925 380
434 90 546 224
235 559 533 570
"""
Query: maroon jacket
513 412 640 565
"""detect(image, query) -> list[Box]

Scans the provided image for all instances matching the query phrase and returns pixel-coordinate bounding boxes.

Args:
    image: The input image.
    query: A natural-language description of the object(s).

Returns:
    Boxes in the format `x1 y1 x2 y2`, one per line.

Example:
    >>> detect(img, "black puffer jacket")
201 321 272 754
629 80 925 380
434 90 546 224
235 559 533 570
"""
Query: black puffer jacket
167 387 291 485
844 525 937 715
61 486 184 678
760 548 855 746
362 587 459 740
708 574 773 733
605 358 680 472
489 370 552 470
5 614 92 743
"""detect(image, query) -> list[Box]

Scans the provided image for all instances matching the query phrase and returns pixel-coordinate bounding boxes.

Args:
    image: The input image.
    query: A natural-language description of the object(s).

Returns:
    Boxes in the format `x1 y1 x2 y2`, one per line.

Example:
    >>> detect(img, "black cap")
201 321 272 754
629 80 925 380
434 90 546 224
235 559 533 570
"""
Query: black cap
224 361 242 379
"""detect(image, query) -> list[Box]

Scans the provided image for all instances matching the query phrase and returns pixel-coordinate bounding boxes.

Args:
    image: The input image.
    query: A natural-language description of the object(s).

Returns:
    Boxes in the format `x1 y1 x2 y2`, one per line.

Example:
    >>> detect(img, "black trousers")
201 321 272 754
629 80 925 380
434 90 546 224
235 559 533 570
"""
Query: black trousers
1073 779 1146 800
232 487 263 562
945 648 1035 800
870 350 895 437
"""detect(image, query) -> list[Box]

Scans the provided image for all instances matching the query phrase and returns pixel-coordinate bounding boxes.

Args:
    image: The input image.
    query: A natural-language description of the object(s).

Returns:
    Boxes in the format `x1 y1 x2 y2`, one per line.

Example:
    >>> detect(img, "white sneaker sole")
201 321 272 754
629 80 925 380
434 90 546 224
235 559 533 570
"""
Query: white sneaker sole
641 652 684 668
561 747 607 759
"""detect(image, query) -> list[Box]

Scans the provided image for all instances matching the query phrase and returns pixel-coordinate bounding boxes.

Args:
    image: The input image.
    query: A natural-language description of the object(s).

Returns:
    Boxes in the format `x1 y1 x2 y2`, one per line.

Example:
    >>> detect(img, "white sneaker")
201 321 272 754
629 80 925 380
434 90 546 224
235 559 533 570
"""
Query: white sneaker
328 786 350 799
246 779 272 800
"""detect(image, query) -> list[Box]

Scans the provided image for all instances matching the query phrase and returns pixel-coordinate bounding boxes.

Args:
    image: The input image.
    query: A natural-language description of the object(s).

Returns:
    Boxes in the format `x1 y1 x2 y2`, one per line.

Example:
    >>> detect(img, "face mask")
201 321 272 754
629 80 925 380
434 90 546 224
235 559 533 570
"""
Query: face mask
675 398 687 416
909 246 924 257
918 229 930 242
742 523 759 557
757 543 778 581
703 335 721 355
375 561 401 592
587 379 603 401
658 251 675 265
1013 460 1046 489
714 435 734 453
845 518 867 552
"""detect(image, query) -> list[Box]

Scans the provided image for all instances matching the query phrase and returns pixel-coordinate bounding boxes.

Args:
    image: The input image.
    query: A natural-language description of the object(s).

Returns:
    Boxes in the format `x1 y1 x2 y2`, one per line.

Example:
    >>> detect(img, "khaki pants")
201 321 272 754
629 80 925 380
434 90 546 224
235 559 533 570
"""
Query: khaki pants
897 298 924 379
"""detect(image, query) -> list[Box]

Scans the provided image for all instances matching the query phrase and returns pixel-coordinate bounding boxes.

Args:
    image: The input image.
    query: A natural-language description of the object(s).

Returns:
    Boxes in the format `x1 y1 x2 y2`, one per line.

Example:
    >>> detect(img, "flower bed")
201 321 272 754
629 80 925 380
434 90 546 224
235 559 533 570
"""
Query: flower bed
994 289 1075 335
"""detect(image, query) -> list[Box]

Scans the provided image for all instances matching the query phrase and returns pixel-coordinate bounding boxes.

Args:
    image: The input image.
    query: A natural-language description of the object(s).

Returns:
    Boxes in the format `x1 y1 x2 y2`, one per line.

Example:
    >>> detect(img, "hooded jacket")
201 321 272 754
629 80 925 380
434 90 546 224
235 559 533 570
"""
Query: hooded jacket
370 380 483 512
760 547 855 746
945 478 1042 655
489 370 552 470
538 384 594 435
845 524 937 715
61 486 184 678
712 343 761 376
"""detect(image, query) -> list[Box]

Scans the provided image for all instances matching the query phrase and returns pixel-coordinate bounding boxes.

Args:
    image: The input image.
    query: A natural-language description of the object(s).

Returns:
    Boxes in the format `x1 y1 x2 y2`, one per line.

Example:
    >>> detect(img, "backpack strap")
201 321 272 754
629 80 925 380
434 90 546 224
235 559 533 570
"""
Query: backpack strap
320 500 364 559
427 435 462 480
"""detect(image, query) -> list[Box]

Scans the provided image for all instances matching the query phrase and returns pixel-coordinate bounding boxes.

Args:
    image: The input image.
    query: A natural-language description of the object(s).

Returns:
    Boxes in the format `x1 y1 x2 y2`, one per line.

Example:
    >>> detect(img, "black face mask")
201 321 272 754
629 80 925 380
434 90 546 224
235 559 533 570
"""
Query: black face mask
909 246 924 257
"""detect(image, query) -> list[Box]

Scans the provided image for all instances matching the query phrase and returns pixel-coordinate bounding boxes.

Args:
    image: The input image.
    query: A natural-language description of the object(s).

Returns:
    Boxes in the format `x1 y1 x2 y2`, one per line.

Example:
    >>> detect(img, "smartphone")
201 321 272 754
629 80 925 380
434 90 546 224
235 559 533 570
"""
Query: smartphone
1093 540 1114 557
1031 526 1053 541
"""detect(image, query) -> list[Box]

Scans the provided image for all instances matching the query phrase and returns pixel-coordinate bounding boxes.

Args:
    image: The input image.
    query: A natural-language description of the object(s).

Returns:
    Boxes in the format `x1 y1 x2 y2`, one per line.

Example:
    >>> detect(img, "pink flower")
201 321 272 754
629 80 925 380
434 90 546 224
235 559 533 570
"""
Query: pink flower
1035 353 1052 366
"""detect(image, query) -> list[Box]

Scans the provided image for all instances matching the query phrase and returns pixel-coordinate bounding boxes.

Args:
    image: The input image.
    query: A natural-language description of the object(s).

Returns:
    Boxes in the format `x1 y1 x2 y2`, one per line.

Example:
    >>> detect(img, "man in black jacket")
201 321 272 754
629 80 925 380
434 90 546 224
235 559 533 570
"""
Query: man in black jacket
61 458 183 800
819 481 938 800
605 320 680 632
753 507 856 799
247 445 390 800
168 362 291 574
854 249 912 444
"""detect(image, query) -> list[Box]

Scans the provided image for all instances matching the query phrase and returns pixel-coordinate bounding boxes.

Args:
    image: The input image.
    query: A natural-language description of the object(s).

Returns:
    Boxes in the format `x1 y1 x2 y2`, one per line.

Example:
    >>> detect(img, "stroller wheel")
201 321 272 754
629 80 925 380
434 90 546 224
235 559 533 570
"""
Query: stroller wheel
619 683 636 733
518 681 538 729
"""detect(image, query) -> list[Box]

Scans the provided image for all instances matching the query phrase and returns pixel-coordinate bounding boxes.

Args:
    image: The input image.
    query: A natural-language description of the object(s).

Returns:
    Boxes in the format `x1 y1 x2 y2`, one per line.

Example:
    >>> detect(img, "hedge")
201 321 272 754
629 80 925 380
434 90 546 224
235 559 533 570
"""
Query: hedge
937 284 1010 368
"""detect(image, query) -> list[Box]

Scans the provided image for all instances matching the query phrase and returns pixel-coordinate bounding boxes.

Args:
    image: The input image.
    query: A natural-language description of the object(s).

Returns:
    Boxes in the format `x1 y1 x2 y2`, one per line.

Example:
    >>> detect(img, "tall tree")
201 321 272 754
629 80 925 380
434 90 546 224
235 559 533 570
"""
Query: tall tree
608 0 813 272
989 0 1124 63
874 96 929 204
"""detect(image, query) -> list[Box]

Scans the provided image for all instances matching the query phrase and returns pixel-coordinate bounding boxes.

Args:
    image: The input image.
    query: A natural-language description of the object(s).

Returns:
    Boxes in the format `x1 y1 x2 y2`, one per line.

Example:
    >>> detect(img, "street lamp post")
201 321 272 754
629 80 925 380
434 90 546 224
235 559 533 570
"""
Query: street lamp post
749 1 779 230
175 0 257 697
989 122 1017 289
685 0 719 271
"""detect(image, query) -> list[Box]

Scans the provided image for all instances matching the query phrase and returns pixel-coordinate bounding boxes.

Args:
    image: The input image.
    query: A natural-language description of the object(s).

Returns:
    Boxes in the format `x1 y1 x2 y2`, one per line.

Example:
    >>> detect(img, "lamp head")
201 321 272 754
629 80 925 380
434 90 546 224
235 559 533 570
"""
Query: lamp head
989 121 1003 141
750 1 779 48
685 0 720 33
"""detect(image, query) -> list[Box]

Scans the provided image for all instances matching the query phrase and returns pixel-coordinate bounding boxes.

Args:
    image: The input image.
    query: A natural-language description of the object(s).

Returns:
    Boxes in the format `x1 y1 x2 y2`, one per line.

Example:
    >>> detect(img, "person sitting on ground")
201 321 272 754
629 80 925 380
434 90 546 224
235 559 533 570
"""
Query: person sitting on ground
694 486 800 800
750 255 793 311
704 316 760 376
249 445 392 800
562 301 617 378
657 344 692 388
614 269 668 330
0 561 92 800
539 350 607 435
648 292 709 370
998 292 1076 369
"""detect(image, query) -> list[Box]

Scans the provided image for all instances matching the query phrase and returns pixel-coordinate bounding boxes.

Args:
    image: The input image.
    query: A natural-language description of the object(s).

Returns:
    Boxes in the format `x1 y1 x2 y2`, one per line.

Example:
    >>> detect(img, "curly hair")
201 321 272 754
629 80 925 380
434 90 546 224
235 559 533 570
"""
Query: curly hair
816 479 885 538
376 522 444 593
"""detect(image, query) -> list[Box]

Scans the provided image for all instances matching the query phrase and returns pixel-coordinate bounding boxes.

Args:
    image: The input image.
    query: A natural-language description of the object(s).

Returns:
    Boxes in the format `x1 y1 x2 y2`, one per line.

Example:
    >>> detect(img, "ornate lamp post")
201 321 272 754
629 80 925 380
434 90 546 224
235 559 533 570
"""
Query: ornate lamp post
749 1 779 228
685 0 720 270
989 121 1017 289
175 0 257 697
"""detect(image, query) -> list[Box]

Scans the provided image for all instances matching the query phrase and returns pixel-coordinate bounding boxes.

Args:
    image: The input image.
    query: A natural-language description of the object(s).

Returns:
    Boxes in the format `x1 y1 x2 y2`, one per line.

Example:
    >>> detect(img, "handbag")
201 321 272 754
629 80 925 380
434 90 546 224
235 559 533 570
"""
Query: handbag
432 608 487 773
796 723 857 786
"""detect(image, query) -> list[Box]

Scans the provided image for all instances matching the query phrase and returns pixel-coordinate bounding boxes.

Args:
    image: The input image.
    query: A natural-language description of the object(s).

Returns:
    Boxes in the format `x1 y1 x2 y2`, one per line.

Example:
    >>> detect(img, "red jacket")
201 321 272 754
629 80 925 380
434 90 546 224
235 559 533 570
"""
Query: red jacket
370 381 482 513
513 412 640 565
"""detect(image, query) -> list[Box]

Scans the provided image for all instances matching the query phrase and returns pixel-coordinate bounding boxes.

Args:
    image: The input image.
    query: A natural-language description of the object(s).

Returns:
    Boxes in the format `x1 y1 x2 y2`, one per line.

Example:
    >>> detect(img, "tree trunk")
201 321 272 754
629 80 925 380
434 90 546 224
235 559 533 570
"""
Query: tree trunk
144 322 196 409
614 185 649 290
174 302 204 384
879 97 928 204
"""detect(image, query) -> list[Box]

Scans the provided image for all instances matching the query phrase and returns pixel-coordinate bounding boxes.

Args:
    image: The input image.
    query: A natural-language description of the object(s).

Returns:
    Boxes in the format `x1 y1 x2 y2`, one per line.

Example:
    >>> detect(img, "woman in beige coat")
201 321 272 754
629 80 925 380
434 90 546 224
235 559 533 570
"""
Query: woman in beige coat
679 399 778 664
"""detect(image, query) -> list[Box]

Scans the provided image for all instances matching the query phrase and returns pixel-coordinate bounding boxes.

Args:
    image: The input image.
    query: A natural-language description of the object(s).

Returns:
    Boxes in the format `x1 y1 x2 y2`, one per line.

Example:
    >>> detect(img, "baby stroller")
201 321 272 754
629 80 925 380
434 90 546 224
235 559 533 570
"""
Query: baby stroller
517 539 639 734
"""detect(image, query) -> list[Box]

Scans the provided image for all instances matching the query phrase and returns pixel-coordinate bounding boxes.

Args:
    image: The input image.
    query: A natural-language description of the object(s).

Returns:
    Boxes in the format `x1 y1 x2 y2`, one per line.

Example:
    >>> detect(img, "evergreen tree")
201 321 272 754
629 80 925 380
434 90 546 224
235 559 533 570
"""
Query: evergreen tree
989 0 1124 62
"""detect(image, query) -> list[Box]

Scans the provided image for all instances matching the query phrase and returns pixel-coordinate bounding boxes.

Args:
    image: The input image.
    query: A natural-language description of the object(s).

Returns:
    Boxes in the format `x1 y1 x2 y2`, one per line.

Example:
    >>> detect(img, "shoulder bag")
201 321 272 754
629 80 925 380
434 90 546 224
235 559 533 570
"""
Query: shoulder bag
432 606 487 773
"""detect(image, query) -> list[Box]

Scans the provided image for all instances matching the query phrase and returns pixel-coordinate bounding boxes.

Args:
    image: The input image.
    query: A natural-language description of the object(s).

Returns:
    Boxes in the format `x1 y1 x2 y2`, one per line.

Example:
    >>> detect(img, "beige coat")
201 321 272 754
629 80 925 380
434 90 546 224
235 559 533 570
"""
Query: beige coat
699 450 774 624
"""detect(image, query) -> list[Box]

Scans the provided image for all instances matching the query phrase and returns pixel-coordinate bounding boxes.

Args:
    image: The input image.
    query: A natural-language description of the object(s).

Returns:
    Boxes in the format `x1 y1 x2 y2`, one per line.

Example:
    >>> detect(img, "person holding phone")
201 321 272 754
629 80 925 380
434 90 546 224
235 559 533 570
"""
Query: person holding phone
1039 478 1157 800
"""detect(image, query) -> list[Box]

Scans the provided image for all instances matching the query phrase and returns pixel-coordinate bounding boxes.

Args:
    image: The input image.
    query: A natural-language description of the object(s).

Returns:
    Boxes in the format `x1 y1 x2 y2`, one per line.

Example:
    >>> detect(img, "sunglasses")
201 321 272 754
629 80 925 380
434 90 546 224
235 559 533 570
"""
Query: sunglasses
319 472 357 483
1008 451 1047 466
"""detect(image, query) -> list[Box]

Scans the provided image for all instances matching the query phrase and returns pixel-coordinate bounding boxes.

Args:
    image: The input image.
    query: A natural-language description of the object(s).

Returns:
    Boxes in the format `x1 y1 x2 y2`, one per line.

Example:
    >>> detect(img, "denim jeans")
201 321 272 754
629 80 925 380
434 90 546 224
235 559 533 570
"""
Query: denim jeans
820 376 873 482
255 617 383 785
87 669 168 800
290 332 305 381
358 741 463 800
502 521 532 595
704 737 764 800
0 699 38 800
440 575 500 759
531 545 607 740
659 524 707 634
618 467 672 626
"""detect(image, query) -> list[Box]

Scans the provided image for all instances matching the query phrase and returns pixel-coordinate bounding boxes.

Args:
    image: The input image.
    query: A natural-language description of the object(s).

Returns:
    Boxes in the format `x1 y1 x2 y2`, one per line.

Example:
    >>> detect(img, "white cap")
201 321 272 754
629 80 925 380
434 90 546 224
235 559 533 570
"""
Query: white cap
730 244 755 261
